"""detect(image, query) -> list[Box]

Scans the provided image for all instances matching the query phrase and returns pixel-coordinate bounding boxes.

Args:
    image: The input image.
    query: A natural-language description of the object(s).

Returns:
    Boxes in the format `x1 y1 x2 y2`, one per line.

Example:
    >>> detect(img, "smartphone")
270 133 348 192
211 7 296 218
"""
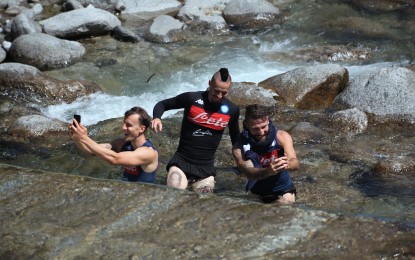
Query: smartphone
73 114 81 126
277 147 285 157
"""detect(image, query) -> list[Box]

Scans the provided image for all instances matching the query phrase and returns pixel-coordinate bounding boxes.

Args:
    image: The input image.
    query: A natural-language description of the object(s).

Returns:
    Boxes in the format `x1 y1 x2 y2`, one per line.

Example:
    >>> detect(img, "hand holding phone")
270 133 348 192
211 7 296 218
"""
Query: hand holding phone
73 114 81 127
277 147 285 157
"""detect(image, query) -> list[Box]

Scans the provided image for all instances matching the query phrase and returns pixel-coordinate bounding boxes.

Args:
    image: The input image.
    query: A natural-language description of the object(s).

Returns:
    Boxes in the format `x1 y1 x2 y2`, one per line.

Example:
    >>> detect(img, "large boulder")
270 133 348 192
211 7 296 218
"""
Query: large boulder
7 115 67 138
258 64 349 109
177 0 229 33
334 66 415 122
122 0 182 14
39 6 121 39
75 0 182 14
144 15 186 43
9 33 85 70
0 63 102 105
223 0 282 30
228 81 277 108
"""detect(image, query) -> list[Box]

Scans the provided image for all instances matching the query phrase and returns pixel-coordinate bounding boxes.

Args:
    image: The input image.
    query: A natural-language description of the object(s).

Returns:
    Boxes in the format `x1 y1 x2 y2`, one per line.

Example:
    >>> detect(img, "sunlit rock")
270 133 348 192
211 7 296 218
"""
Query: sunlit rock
0 62 102 105
288 121 327 144
39 6 121 39
334 66 415 123
223 0 283 31
9 33 85 70
73 0 182 14
177 0 229 33
7 114 67 138
228 81 277 108
145 15 186 43
374 157 415 177
330 107 368 135
258 64 349 109
122 0 182 14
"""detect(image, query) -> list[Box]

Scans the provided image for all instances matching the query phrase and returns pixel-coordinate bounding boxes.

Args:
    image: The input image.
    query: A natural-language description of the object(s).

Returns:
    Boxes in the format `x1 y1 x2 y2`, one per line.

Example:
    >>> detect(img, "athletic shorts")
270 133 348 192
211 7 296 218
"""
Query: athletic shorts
250 171 296 203
166 152 216 180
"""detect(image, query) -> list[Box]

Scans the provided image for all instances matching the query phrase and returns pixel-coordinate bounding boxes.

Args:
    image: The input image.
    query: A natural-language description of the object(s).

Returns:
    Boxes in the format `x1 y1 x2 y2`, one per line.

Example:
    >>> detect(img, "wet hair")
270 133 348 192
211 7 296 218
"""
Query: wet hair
124 107 151 130
244 104 271 122
211 68 231 83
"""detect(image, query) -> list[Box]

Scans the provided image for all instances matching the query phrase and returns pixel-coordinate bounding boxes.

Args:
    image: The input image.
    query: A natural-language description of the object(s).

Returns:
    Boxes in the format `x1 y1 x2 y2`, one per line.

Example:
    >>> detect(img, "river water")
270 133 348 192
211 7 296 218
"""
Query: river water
11 0 415 225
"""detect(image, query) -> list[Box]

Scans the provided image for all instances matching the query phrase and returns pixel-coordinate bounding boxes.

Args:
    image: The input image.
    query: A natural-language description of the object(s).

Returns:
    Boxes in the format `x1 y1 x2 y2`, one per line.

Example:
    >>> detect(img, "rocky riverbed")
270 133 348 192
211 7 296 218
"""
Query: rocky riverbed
1 0 415 258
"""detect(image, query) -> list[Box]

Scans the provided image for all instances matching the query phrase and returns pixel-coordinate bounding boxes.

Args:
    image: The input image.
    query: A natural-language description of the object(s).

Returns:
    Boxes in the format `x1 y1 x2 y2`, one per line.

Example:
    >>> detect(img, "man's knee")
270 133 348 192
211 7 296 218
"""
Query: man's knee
278 192 295 204
191 176 215 193
167 166 188 189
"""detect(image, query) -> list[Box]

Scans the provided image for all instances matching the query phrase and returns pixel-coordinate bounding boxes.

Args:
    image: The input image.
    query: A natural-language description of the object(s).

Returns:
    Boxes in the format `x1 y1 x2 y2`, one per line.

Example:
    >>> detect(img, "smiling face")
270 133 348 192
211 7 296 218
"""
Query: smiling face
245 116 269 143
122 114 146 141
207 74 231 105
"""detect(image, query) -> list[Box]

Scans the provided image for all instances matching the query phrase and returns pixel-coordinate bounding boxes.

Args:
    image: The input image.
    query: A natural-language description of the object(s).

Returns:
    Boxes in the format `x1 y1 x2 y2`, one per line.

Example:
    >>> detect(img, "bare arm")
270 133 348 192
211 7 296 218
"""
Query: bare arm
277 130 299 172
69 121 157 167
69 121 113 155
232 144 285 180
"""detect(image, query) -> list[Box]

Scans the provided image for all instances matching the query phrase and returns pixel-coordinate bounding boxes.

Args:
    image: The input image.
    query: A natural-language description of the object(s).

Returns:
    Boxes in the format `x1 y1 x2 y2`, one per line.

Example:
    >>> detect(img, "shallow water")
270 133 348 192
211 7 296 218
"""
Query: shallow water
3 0 415 225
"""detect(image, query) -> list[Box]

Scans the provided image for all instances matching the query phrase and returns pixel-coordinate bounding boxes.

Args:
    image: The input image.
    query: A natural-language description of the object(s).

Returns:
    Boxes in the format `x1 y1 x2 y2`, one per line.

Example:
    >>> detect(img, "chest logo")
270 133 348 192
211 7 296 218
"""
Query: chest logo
188 105 230 130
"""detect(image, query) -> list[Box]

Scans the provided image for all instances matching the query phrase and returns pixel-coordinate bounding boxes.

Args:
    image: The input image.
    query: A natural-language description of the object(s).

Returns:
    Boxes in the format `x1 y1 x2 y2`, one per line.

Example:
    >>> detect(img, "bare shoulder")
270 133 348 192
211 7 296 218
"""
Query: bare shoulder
276 129 293 141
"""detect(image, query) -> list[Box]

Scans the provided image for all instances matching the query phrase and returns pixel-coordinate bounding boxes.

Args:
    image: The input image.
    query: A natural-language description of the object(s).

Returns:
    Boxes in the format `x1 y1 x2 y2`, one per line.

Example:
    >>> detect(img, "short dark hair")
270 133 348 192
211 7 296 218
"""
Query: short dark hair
124 107 151 130
244 104 271 121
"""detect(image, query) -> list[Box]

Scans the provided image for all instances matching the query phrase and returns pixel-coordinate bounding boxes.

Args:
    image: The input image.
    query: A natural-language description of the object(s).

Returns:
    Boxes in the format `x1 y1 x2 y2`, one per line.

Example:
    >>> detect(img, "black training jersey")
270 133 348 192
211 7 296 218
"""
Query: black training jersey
153 91 240 165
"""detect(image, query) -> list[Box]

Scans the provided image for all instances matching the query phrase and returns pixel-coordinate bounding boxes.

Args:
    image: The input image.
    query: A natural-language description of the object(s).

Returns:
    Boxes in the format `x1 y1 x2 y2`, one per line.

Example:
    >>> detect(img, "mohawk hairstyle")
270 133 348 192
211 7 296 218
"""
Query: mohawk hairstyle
219 68 229 82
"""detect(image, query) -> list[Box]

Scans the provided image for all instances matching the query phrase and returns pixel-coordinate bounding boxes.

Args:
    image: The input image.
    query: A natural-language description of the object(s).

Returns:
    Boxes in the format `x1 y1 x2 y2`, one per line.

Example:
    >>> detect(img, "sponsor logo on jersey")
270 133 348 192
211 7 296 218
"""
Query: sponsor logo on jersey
260 149 279 168
193 129 213 136
195 99 204 105
188 105 230 130
124 166 138 175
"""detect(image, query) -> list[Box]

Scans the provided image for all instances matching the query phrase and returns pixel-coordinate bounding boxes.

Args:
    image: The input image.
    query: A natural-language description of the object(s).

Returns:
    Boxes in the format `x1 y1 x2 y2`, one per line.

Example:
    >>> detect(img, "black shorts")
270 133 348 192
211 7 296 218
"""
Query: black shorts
166 153 216 180
256 188 297 203
250 171 296 203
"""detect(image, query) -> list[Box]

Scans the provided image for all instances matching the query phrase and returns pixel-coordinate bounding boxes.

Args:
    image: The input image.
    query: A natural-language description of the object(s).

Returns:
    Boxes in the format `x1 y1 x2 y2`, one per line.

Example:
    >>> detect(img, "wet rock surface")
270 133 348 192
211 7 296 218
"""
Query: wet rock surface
1 164 414 259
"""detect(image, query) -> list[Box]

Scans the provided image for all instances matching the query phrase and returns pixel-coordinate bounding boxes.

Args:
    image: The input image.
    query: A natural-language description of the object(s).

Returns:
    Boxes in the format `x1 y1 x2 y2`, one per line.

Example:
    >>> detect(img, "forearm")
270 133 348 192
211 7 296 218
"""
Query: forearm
79 137 118 164
287 158 299 171
74 139 94 155
236 159 275 180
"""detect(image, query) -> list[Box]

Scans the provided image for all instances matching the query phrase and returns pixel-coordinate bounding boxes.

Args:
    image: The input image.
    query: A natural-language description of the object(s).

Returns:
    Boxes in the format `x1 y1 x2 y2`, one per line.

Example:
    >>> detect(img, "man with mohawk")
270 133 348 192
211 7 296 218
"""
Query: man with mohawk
151 68 240 193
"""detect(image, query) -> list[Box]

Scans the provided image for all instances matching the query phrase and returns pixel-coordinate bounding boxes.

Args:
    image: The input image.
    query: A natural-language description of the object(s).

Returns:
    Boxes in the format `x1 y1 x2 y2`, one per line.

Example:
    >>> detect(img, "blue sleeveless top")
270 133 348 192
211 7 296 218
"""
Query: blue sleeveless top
121 140 158 183
243 138 294 196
